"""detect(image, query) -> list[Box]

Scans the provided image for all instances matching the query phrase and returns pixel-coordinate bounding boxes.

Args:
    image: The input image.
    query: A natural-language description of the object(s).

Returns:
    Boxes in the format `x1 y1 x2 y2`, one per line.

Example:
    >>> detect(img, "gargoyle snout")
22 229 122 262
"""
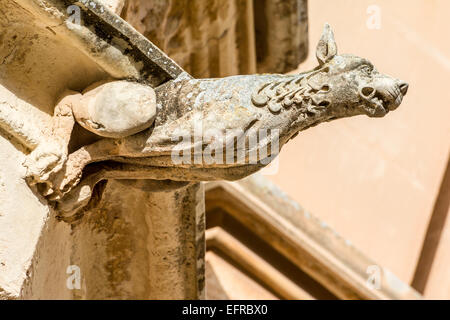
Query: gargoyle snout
359 77 408 117
398 81 409 96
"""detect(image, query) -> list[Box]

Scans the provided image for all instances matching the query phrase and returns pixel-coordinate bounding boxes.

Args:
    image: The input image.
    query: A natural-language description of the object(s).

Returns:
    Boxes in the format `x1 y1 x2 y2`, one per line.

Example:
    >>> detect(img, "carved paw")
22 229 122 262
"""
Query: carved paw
44 155 86 201
54 173 101 216
23 141 68 193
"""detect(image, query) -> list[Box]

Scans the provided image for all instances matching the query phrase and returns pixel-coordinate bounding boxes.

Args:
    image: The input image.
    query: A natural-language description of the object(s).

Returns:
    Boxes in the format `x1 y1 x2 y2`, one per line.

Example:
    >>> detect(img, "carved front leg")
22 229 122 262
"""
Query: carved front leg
47 138 122 200
24 80 157 197
23 91 80 194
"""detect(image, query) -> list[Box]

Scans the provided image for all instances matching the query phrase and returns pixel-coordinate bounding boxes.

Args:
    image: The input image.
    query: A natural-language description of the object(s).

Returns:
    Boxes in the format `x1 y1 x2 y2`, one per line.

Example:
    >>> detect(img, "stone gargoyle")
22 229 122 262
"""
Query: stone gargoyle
23 24 408 215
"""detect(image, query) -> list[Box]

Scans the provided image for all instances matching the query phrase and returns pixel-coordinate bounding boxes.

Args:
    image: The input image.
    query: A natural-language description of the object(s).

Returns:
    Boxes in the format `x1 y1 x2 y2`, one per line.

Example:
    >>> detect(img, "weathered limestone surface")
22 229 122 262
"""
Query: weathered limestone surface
121 0 308 77
72 81 157 138
101 0 125 14
253 0 309 74
0 0 408 300
0 0 193 299
21 181 204 299
0 130 50 299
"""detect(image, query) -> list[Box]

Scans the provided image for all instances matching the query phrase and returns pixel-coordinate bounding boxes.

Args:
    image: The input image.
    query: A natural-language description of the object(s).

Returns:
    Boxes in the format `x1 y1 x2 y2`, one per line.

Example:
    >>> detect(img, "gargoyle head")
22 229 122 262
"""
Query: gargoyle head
308 24 408 118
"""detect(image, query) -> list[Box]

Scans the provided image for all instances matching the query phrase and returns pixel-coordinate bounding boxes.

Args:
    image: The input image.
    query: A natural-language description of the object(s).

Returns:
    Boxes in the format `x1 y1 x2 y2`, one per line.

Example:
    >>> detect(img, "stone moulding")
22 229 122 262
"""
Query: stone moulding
15 0 186 85
205 175 422 300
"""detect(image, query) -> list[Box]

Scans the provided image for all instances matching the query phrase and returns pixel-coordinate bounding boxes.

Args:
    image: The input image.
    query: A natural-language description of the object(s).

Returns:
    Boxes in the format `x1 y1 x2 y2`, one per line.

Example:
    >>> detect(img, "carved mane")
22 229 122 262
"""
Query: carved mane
251 67 331 115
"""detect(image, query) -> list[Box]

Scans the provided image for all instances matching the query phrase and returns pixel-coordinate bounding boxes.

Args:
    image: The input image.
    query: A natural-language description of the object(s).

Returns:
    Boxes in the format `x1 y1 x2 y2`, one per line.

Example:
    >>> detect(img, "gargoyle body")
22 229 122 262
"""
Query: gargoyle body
23 25 408 215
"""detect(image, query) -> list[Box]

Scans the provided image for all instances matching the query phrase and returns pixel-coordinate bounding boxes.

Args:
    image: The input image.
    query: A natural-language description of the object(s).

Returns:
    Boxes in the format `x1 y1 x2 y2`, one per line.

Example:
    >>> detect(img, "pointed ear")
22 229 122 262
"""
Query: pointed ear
316 23 338 65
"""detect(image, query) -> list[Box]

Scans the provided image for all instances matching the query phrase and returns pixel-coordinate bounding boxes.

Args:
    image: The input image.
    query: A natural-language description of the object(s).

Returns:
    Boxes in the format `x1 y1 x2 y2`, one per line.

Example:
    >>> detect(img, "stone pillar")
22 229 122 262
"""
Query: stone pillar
22 180 205 299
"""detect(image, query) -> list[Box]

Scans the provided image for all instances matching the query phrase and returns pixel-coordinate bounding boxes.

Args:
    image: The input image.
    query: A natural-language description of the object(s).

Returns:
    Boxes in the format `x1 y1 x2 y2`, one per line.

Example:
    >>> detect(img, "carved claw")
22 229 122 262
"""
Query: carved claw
55 180 97 217
45 166 84 201
23 140 68 190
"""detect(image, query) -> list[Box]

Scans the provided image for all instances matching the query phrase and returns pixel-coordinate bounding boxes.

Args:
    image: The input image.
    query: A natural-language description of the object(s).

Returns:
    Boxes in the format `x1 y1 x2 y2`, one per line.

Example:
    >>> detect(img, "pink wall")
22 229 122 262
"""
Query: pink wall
268 0 450 298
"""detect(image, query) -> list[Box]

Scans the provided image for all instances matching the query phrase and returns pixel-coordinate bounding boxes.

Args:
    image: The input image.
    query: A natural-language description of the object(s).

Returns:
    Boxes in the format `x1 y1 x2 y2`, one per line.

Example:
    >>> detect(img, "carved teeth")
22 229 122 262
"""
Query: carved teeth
372 97 383 107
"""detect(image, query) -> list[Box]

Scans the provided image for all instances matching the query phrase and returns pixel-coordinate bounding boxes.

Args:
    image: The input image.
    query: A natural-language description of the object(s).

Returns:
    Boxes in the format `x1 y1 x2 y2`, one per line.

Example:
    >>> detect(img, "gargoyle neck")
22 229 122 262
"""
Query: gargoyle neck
287 106 339 138
251 67 328 113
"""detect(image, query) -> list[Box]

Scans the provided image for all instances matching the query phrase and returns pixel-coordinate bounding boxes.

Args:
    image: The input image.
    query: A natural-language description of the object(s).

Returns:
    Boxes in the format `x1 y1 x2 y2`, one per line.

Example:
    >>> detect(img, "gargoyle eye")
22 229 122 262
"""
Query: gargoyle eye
360 65 373 75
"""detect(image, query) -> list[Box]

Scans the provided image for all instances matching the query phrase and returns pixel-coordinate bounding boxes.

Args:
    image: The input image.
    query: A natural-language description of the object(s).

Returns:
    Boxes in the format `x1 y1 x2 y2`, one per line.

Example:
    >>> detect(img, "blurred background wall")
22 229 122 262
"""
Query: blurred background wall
266 0 450 299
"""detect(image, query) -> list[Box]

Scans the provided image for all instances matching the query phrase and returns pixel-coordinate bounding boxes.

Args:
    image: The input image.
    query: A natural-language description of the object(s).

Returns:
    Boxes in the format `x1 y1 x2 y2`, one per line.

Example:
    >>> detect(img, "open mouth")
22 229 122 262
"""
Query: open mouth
360 84 408 117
